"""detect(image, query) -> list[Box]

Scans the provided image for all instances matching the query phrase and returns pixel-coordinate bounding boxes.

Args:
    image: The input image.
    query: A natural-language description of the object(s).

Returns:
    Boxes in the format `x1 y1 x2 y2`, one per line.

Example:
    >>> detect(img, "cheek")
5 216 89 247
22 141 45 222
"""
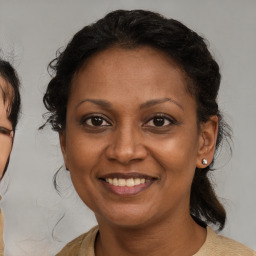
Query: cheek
148 131 199 183
64 131 108 201
150 133 198 166
66 133 104 171
65 136 98 205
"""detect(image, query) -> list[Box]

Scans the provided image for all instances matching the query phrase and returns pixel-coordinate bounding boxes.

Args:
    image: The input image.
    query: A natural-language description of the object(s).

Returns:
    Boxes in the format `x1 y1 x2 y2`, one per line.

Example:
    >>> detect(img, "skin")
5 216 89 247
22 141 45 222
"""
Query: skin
60 46 218 256
0 76 13 178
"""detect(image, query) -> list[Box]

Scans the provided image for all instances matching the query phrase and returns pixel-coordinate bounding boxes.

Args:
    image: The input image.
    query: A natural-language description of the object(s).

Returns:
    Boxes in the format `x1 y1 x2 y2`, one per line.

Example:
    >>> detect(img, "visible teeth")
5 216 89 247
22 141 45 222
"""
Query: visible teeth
134 178 140 185
118 179 126 186
105 177 148 186
113 178 118 186
106 178 113 184
126 178 135 187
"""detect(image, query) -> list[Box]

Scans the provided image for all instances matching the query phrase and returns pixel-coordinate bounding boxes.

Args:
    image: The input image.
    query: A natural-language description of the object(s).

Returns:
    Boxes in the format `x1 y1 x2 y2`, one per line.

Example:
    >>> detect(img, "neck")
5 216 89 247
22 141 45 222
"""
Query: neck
95 213 206 256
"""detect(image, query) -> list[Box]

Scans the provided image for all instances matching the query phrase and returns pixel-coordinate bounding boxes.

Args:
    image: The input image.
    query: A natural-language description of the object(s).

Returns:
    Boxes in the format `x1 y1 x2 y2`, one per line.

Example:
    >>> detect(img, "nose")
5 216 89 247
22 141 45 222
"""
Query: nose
105 126 148 165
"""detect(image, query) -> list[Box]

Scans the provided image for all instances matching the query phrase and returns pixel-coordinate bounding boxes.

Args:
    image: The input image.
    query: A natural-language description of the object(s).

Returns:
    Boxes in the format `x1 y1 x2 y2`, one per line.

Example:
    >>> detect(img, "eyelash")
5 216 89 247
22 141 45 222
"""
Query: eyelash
80 113 177 129
80 114 111 128
144 114 177 128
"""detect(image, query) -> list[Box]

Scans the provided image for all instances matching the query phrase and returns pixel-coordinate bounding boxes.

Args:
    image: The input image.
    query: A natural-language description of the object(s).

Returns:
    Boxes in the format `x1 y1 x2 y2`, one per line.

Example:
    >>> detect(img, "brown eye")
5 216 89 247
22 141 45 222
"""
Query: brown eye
82 116 111 127
91 117 104 126
153 117 165 126
145 116 174 127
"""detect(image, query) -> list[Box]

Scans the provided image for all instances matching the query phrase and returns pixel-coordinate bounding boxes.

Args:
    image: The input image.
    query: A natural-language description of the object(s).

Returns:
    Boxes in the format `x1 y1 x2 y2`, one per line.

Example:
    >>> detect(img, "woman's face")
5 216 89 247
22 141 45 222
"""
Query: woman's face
0 77 13 178
60 46 217 228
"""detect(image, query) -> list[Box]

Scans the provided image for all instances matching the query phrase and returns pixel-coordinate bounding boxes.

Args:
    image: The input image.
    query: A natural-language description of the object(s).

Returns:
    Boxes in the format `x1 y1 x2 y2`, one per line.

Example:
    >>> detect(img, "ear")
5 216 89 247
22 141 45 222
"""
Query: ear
196 115 218 168
59 131 69 170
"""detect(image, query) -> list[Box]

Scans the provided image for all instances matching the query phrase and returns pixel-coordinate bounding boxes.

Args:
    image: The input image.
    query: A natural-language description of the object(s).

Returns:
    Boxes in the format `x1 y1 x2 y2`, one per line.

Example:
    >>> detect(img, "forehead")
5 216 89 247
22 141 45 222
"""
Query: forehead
71 46 190 102
80 46 184 77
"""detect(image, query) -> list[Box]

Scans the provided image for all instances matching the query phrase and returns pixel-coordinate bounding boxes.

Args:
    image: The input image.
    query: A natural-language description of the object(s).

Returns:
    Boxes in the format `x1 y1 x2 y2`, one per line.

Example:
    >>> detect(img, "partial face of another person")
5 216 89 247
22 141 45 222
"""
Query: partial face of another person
0 76 13 178
60 46 217 228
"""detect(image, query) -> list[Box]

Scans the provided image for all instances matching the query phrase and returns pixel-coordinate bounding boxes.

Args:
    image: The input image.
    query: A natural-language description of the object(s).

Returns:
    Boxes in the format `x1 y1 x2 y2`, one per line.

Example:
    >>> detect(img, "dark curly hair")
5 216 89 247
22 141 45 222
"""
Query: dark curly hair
42 9 231 230
0 58 21 176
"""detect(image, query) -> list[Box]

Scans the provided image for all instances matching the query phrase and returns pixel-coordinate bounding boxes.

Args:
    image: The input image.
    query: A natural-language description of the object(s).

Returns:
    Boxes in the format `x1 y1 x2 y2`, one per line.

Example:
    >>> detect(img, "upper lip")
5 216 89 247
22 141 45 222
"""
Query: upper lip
99 172 158 180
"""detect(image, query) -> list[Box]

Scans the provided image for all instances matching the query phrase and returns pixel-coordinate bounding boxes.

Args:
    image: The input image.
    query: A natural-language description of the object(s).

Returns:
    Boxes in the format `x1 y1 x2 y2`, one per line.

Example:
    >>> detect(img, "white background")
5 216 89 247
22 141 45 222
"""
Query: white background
0 0 255 255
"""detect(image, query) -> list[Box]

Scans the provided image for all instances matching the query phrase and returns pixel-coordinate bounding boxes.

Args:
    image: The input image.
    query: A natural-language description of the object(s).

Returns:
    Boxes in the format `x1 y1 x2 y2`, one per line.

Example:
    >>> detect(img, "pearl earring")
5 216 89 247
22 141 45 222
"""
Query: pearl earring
202 158 208 165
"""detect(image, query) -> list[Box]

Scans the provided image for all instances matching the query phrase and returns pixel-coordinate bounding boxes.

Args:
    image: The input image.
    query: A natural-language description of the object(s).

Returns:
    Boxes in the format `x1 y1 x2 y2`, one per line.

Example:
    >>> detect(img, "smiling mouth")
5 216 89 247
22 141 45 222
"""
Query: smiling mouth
105 177 149 187
99 173 157 196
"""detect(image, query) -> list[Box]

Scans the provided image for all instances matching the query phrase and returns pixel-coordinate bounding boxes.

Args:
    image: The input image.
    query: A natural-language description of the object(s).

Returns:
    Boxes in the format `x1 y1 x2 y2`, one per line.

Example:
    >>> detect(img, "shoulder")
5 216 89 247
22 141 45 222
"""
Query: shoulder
195 226 256 256
56 226 98 256
215 232 256 255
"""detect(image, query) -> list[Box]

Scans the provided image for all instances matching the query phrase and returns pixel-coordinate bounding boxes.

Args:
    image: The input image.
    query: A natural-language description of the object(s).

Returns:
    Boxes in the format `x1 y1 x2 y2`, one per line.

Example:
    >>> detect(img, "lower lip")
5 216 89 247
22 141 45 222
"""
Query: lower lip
101 180 154 196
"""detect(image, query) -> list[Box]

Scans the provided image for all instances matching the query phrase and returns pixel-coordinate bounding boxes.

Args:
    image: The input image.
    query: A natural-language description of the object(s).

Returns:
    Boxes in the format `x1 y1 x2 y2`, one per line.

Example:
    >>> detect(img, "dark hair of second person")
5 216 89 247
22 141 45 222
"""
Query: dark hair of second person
0 59 21 177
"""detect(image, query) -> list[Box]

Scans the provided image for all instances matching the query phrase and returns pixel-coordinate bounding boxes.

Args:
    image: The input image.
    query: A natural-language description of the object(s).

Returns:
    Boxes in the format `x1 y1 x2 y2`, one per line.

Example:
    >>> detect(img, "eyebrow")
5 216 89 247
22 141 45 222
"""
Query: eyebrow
76 97 184 111
140 97 184 111
76 99 112 109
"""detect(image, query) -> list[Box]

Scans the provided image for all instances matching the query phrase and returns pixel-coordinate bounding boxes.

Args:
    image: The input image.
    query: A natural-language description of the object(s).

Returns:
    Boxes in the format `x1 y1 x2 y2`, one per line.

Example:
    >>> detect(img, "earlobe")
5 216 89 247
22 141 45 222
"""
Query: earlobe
59 131 69 170
196 115 218 168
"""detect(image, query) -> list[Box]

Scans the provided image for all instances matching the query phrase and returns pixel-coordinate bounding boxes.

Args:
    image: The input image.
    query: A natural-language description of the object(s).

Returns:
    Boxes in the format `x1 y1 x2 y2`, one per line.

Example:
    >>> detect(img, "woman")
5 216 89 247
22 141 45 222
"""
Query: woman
42 10 255 255
0 58 21 255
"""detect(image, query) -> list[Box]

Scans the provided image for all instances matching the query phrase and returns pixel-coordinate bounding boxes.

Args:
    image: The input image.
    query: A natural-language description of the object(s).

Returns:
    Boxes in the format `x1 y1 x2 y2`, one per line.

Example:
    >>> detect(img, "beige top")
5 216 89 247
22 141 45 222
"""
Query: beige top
56 226 256 256
0 211 4 256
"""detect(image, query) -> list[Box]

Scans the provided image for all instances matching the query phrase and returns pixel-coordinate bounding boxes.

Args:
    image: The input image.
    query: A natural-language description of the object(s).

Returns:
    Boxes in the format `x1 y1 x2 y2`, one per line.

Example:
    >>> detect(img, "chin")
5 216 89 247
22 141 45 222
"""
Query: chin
94 204 158 229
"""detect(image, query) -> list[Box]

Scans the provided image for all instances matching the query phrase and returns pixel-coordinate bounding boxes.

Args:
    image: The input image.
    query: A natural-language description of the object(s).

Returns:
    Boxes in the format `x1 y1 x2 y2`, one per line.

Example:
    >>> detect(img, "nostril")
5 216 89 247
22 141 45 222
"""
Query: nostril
105 143 147 164
104 128 148 164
